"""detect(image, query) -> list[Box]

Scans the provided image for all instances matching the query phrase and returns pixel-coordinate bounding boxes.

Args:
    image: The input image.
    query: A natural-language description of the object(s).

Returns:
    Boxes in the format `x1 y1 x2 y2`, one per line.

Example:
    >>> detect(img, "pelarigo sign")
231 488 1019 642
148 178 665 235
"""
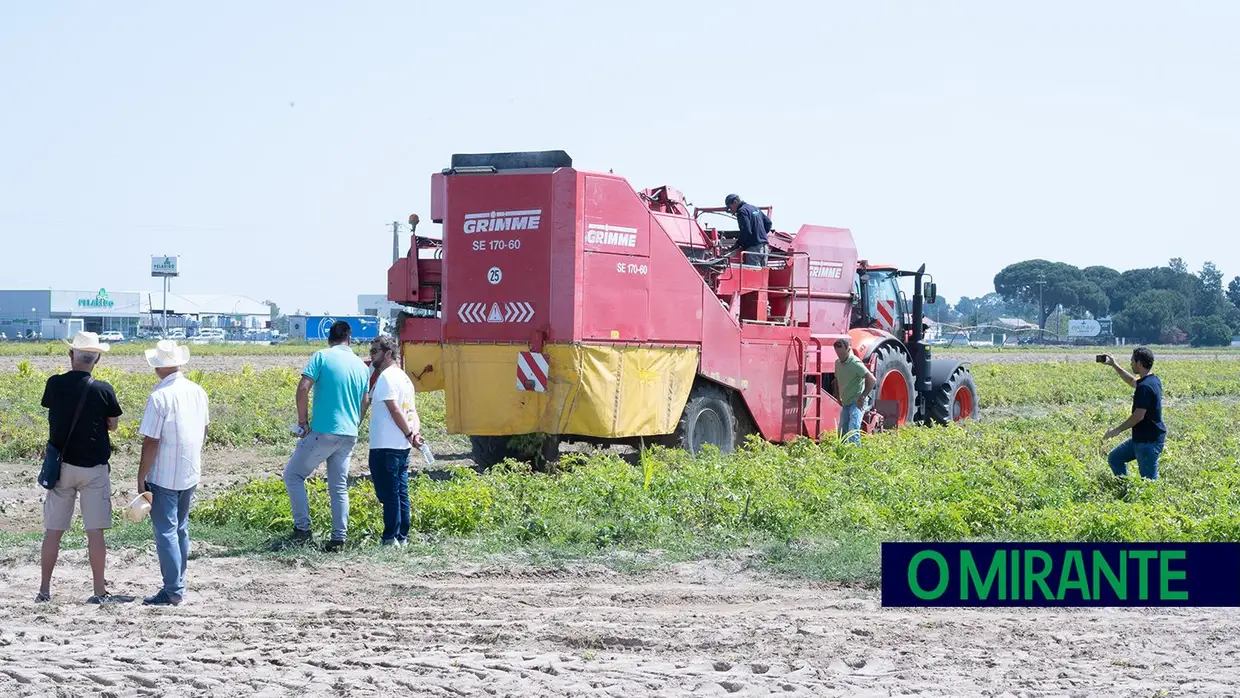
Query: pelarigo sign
51 289 138 315
151 255 179 277
881 542 1240 607
78 288 115 309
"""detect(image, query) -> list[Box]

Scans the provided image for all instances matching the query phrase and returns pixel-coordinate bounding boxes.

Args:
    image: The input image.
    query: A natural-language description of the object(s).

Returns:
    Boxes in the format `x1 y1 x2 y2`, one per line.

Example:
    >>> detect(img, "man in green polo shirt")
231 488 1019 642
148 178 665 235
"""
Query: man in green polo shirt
832 338 876 445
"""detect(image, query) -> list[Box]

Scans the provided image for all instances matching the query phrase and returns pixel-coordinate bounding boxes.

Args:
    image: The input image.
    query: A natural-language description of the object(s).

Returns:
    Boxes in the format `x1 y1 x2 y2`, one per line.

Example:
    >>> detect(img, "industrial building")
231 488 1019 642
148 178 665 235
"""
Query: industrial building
0 289 271 340
0 288 142 340
357 294 405 324
141 293 272 332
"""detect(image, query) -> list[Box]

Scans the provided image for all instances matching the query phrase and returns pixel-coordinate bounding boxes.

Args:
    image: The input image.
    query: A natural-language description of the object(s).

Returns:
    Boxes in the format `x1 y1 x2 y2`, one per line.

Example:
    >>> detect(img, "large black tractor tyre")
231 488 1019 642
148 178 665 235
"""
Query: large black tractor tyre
470 436 512 469
927 365 979 425
674 384 736 456
865 344 916 427
469 434 559 472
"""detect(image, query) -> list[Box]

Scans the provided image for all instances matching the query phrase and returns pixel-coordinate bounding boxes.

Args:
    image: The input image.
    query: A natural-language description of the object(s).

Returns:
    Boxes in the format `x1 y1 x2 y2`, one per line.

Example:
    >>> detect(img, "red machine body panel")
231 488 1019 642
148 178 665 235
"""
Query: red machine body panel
788 225 859 336
404 154 896 445
441 170 577 346
581 251 650 342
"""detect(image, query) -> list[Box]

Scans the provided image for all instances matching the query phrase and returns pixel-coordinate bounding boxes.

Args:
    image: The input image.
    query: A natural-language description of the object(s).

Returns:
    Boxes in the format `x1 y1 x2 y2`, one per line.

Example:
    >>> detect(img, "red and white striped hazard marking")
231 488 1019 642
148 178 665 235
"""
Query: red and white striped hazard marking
875 299 897 331
517 351 549 392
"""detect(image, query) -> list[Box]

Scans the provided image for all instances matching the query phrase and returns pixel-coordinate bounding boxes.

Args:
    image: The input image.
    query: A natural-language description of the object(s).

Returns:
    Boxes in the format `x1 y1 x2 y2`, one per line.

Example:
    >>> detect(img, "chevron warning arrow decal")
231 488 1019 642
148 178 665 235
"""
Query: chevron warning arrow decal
456 302 487 323
457 301 534 324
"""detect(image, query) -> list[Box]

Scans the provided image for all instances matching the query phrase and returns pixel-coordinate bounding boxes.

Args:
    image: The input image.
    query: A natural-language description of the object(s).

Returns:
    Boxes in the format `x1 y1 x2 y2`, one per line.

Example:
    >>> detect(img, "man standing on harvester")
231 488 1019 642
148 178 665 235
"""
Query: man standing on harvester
832 338 876 445
724 194 773 267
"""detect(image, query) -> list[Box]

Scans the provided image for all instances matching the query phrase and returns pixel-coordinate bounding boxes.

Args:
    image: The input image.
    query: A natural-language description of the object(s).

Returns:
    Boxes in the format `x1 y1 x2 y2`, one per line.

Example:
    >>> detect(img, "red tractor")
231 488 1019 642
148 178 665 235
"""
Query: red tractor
388 150 978 466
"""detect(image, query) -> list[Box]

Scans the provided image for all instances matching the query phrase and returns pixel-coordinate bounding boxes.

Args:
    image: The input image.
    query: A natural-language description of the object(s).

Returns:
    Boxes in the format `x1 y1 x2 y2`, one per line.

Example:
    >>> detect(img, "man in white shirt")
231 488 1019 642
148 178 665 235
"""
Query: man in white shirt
136 340 210 606
366 336 422 546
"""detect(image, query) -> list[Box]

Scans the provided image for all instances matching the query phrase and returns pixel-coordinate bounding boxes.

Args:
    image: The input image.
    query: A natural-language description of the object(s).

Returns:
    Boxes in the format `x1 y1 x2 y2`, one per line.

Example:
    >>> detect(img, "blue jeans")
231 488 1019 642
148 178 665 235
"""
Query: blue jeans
1108 438 1163 480
283 431 357 541
838 403 863 445
147 482 195 600
369 448 411 543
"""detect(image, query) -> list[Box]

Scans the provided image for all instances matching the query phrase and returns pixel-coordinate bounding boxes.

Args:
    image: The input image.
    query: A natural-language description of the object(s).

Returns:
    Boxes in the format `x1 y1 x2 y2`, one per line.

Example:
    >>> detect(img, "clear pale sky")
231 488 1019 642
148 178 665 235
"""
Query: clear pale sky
2 1 1236 315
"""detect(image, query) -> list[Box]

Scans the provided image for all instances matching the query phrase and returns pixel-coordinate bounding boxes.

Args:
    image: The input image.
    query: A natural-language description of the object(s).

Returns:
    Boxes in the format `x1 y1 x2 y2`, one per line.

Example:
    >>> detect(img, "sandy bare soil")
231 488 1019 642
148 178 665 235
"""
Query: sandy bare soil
1 551 1237 697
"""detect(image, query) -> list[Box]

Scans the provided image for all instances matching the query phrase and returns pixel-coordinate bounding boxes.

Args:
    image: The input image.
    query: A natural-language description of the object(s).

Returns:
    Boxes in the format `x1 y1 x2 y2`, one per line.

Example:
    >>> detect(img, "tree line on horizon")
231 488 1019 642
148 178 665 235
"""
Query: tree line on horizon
924 258 1239 347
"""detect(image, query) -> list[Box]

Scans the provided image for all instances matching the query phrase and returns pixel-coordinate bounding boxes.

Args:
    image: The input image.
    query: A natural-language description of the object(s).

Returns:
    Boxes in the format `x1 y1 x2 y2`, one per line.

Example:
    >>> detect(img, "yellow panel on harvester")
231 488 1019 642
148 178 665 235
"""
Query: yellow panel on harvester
401 343 444 392
442 344 582 436
441 343 698 439
569 344 698 436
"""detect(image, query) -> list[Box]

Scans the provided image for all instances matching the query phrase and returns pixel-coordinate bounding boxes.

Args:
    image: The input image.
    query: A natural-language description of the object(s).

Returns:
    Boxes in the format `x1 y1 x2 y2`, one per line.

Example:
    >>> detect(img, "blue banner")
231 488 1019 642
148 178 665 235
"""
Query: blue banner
881 542 1240 607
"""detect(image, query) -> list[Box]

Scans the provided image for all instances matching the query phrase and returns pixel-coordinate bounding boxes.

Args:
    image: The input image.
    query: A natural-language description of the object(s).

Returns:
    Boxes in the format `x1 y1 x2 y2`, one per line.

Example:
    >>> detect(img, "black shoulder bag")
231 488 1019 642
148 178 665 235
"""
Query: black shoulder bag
38 377 95 490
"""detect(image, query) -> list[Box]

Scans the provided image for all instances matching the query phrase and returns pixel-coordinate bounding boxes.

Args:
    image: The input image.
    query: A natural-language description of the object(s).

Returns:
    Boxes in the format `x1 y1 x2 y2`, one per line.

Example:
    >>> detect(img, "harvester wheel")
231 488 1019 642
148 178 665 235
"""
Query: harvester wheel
866 345 915 427
469 434 560 472
675 386 736 456
927 365 979 424
470 436 512 469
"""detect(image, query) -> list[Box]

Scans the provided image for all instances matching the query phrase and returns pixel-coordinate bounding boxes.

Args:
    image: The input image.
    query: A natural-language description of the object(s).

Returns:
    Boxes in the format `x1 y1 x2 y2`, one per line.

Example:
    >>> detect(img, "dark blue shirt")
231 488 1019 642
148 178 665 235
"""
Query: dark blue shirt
735 202 772 249
1131 374 1166 443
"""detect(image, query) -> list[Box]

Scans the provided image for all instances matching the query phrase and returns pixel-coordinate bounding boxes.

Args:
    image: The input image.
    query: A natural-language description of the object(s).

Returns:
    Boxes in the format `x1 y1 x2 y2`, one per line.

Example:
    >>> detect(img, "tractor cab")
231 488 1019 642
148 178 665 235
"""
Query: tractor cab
851 263 911 339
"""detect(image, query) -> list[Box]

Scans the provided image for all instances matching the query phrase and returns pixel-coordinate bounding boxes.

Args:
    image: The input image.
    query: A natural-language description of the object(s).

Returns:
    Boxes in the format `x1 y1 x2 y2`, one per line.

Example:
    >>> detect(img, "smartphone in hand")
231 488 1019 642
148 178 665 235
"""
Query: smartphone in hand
1096 355 1107 363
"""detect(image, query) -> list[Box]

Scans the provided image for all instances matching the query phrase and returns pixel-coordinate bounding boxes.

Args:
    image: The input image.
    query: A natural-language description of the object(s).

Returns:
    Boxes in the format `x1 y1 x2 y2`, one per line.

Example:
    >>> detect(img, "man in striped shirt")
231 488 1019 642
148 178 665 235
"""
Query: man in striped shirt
136 340 210 606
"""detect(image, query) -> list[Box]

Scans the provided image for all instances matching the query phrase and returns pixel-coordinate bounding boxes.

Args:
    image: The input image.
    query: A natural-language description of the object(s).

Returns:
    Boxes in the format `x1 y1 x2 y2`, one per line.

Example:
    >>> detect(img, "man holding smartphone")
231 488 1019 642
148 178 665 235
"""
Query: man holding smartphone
1099 347 1165 480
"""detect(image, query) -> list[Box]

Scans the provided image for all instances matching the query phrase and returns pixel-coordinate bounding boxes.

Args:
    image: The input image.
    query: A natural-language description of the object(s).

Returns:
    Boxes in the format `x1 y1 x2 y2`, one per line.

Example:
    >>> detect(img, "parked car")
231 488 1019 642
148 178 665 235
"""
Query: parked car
191 328 227 344
99 331 125 343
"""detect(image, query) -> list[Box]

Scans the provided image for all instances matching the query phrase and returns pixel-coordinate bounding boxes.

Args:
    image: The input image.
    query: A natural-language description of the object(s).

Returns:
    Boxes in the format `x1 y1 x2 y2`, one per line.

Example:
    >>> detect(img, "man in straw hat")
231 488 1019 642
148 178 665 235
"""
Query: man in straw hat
38 331 128 604
136 339 210 606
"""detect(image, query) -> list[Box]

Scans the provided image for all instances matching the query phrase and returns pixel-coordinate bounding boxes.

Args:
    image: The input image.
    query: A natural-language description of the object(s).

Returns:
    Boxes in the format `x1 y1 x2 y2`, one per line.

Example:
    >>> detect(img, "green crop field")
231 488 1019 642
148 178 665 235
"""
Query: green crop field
0 340 364 357
970 359 1240 407
0 360 448 460
3 355 1237 579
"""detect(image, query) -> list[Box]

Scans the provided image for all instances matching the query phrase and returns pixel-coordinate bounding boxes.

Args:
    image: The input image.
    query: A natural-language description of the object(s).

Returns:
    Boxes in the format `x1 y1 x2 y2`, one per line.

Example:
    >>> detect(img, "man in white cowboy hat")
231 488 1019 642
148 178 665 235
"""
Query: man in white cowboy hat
136 339 210 606
38 331 128 604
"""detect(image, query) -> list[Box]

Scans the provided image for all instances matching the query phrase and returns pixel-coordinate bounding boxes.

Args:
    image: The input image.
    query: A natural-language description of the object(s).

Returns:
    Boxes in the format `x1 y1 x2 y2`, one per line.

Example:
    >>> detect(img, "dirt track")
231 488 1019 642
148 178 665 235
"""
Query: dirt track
1 552 1237 697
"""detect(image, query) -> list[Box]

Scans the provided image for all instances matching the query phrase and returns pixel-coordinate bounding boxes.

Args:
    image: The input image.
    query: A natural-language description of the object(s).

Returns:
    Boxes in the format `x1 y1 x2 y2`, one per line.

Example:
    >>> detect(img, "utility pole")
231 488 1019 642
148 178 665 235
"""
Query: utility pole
392 221 402 264
1037 272 1046 344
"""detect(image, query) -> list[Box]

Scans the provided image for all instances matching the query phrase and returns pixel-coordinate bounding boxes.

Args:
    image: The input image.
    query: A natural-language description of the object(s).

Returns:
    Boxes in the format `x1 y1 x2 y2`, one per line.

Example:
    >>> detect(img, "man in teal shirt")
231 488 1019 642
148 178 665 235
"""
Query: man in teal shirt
832 338 875 445
281 321 370 551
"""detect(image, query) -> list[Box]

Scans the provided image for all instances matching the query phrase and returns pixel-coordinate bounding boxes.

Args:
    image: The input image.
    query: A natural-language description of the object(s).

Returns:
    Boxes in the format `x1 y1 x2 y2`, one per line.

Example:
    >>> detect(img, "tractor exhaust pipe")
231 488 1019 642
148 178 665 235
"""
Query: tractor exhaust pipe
910 264 932 395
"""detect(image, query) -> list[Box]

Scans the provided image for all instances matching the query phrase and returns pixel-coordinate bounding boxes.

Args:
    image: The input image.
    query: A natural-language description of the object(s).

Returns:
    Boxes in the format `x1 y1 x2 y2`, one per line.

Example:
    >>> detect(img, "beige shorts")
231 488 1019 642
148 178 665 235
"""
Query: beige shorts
44 463 112 531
